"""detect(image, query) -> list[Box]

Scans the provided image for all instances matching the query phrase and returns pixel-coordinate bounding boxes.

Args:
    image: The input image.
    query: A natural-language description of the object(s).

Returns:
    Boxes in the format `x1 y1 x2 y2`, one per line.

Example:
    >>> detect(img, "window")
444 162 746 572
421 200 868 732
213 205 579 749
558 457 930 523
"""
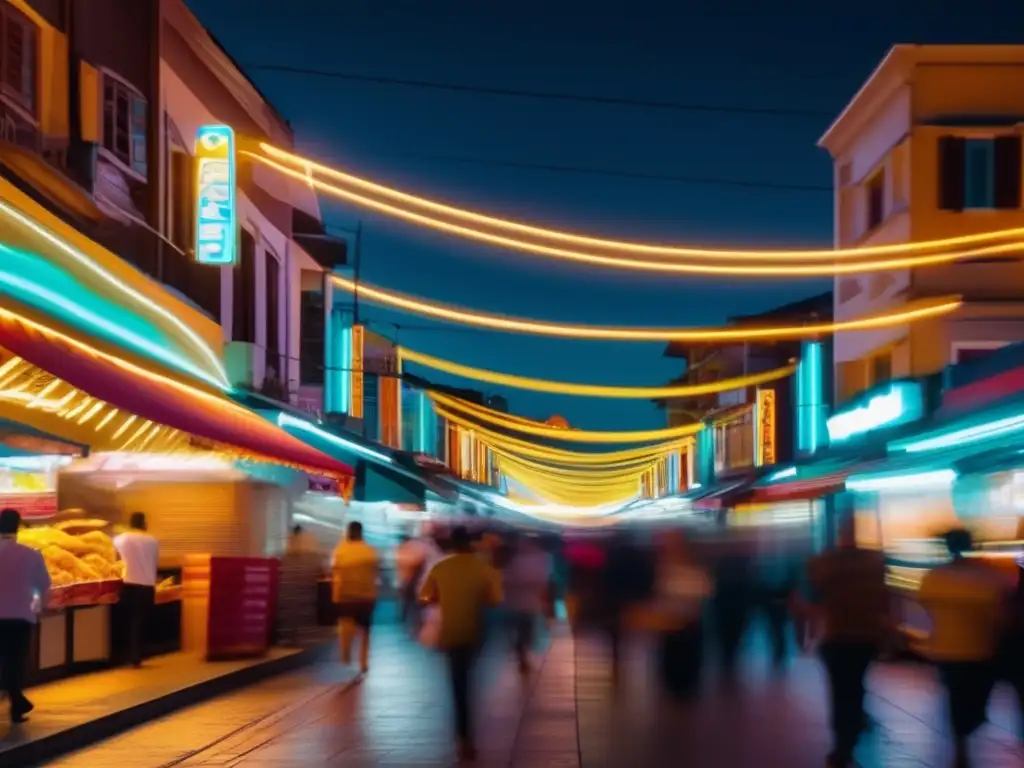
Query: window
871 353 892 386
232 230 256 343
102 75 147 178
299 290 325 385
939 135 1022 211
265 253 281 377
0 4 37 118
865 171 885 231
169 149 194 253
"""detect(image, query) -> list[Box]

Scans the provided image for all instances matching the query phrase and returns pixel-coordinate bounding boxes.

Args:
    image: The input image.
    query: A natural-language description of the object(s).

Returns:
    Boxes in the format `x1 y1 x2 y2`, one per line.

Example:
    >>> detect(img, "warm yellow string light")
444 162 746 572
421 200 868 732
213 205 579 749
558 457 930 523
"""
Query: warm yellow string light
252 154 1024 277
442 409 691 465
488 444 661 480
333 276 961 341
431 391 705 443
258 144 1024 264
400 346 796 398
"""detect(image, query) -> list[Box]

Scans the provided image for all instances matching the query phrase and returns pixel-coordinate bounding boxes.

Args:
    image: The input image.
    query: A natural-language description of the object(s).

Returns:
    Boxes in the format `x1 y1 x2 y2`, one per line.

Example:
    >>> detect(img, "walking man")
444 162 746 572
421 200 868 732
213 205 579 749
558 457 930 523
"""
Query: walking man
420 525 502 762
113 512 159 667
0 508 51 723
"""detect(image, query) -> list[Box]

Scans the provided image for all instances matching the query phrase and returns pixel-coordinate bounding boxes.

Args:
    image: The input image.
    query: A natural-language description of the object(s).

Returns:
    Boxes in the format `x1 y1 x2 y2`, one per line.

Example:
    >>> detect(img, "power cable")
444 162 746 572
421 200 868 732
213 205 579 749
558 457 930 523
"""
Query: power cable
243 63 834 118
312 151 832 192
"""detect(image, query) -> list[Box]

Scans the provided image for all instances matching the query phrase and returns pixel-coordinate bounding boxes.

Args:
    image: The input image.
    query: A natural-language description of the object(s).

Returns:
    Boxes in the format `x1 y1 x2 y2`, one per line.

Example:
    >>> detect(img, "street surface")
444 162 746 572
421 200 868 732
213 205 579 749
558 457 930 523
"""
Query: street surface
45 620 1024 767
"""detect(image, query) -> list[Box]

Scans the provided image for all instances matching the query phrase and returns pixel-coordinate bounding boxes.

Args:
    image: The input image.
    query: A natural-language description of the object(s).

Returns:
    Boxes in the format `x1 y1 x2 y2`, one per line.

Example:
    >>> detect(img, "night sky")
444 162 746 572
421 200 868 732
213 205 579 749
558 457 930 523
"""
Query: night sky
188 0 1024 430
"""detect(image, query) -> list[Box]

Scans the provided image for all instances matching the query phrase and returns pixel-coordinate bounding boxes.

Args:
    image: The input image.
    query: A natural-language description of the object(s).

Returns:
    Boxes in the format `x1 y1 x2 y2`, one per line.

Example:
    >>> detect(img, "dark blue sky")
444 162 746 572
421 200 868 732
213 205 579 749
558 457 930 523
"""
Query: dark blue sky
188 0 1024 430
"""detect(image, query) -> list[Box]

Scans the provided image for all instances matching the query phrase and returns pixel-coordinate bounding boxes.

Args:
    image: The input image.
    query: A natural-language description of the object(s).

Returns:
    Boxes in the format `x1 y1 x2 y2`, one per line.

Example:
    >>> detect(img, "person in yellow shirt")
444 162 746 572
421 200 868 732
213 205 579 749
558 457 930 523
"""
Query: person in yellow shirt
331 522 380 673
419 525 502 762
919 528 1009 768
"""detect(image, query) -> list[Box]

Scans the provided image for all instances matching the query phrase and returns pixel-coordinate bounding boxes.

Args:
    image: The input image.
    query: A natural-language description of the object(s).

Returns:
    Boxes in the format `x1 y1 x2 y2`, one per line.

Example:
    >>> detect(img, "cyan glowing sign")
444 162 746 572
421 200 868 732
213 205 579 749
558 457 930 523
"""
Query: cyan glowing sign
194 125 237 265
826 381 923 443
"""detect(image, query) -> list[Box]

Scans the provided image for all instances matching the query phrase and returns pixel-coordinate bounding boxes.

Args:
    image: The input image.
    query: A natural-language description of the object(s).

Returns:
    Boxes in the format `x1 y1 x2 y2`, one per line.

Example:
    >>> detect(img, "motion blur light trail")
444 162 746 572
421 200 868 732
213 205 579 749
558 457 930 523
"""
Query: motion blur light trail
256 144 1024 275
400 346 796 397
334 276 961 341
430 392 705 443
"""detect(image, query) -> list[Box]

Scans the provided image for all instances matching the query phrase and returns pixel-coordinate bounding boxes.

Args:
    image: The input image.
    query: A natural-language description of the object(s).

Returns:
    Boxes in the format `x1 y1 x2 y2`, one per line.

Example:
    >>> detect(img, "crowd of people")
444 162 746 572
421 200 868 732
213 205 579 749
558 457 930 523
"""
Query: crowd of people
326 516 1024 767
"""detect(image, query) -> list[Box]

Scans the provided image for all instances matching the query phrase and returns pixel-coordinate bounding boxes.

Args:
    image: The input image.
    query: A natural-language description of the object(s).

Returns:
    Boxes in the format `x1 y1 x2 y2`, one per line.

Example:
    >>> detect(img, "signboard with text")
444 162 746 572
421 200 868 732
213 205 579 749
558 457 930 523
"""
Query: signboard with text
350 325 365 419
194 125 237 265
756 388 776 466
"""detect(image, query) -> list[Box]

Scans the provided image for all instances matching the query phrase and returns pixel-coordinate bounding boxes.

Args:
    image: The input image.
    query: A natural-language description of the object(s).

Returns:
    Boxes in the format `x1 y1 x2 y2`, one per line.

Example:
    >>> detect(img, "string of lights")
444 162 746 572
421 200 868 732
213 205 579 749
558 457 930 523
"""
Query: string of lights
438 407 692 465
332 276 961 341
256 145 1024 266
430 391 705 443
400 346 796 398
485 444 662 480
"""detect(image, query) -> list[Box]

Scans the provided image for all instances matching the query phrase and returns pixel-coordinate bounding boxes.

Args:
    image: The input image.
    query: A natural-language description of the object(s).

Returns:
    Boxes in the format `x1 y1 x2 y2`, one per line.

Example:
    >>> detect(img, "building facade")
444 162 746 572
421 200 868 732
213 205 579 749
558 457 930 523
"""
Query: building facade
819 45 1024 405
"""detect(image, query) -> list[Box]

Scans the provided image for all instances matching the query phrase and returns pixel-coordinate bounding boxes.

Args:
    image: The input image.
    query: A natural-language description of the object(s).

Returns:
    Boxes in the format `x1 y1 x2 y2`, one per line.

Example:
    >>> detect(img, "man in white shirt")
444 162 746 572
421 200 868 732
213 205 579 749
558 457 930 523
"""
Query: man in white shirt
0 508 51 723
113 512 159 668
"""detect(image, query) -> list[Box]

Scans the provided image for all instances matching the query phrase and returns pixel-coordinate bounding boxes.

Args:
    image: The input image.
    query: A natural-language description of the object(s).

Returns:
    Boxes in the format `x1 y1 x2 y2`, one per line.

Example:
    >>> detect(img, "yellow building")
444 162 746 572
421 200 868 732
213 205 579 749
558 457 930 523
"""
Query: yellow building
819 45 1024 404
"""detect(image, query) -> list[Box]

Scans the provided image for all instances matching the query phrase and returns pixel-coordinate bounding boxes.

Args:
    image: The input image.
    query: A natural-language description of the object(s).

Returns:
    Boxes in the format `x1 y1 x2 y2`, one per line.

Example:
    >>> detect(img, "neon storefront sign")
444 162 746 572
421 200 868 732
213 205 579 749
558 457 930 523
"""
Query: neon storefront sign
827 381 923 443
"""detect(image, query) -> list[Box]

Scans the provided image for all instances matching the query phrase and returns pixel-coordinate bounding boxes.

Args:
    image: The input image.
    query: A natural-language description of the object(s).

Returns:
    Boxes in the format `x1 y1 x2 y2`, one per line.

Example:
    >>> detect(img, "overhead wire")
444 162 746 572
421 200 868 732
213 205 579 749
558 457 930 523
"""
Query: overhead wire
332 276 962 341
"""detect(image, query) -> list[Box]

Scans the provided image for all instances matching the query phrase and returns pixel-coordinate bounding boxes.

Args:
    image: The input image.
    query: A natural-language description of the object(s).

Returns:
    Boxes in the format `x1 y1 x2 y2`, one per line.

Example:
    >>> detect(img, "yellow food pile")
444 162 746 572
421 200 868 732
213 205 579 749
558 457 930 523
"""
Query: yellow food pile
18 526 124 586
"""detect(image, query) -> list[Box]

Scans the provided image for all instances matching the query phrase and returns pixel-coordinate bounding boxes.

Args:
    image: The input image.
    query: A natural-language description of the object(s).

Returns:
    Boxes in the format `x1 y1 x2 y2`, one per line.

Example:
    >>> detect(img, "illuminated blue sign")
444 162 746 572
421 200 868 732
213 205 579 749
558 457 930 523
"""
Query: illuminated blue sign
826 381 924 443
194 125 237 265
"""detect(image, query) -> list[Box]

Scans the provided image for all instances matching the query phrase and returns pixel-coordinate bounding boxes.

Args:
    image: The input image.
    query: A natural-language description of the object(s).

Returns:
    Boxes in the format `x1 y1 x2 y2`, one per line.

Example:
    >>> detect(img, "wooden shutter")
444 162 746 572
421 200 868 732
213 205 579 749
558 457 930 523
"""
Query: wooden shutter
993 135 1022 210
937 136 966 211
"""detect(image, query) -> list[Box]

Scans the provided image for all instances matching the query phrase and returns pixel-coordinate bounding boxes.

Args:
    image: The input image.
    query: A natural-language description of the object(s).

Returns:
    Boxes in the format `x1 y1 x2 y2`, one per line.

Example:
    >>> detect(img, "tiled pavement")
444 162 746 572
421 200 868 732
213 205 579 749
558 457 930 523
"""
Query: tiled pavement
0 645 318 766
46 622 576 768
32 619 1024 767
573 625 1024 768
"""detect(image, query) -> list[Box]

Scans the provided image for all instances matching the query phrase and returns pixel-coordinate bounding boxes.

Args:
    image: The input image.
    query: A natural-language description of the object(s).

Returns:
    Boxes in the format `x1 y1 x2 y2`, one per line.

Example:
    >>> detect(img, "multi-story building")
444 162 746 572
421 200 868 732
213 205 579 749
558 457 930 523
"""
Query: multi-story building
819 44 1024 405
660 292 832 482
0 0 344 409
158 0 345 402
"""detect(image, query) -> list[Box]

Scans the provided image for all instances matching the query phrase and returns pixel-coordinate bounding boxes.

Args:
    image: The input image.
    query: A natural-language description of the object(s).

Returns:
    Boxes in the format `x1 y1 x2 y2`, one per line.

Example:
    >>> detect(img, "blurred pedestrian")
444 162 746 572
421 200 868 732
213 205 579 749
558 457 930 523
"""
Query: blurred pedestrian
1005 559 1024 740
396 533 433 630
710 531 755 679
503 532 553 674
331 521 380 674
0 508 50 724
603 530 652 686
279 524 325 646
420 525 503 762
806 516 891 768
919 528 1009 767
654 529 711 698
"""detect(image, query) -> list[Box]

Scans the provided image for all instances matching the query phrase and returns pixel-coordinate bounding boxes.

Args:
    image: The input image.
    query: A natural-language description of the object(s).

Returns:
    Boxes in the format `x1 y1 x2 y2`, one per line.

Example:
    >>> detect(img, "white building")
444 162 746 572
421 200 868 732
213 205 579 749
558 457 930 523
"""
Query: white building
158 0 345 406
819 45 1024 405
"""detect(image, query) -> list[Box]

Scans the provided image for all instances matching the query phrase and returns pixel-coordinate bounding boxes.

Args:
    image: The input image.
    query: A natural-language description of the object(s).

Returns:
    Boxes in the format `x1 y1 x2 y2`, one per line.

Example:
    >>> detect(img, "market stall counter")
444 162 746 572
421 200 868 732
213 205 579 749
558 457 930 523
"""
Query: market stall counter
18 520 181 684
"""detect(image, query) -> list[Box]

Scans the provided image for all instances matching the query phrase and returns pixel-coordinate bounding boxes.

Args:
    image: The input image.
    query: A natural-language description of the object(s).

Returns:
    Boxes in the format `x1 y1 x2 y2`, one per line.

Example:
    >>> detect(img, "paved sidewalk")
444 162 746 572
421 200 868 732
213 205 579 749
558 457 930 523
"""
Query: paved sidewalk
48 623 577 768
572 629 1023 768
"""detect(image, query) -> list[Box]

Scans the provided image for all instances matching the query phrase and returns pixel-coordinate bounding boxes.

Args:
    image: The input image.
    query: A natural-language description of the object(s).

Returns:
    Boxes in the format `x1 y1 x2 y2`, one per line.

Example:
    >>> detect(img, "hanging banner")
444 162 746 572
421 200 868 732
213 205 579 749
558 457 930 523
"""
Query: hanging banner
350 325 365 419
194 125 237 265
756 388 777 466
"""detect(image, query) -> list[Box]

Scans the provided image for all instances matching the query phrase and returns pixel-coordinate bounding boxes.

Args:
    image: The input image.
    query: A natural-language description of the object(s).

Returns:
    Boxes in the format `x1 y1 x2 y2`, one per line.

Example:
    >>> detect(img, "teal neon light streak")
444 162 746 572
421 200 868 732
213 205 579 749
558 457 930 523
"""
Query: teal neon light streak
902 412 1024 454
846 468 956 493
277 412 391 464
0 245 224 388
338 319 352 413
194 125 238 266
0 199 229 388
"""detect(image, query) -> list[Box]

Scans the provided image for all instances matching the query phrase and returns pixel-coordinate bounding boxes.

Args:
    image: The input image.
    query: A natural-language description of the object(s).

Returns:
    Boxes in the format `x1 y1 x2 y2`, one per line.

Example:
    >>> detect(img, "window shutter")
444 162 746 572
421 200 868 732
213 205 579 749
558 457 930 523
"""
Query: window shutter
937 136 966 211
993 135 1022 209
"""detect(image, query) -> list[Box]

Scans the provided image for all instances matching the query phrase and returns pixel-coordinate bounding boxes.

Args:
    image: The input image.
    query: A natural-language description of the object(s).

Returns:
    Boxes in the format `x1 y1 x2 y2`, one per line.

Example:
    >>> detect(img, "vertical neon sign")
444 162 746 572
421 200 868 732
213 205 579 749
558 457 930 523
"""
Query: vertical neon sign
755 388 777 466
796 341 826 455
350 325 365 419
194 125 237 265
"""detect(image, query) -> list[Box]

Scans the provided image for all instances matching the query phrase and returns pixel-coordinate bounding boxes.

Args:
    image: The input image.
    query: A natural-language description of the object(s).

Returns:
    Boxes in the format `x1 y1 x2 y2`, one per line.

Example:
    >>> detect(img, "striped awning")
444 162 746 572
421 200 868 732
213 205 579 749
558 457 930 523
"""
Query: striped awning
0 309 352 477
